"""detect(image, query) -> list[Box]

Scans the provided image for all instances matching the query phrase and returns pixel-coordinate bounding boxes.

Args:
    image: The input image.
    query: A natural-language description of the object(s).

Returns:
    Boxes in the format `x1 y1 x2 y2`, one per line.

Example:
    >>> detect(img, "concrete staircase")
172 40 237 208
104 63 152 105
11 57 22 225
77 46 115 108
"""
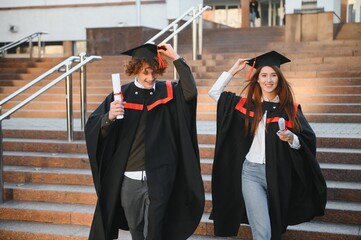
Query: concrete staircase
0 125 360 239
0 25 361 239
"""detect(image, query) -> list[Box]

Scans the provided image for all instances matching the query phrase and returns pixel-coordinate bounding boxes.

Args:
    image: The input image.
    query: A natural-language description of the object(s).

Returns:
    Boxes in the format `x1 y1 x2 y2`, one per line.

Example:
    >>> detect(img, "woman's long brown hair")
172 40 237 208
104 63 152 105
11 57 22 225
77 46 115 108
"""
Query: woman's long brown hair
240 66 300 136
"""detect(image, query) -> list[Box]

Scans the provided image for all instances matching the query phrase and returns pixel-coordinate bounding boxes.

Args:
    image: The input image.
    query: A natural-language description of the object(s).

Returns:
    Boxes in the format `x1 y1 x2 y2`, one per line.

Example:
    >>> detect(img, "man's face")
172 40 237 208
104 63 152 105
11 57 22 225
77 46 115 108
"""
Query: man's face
137 63 157 89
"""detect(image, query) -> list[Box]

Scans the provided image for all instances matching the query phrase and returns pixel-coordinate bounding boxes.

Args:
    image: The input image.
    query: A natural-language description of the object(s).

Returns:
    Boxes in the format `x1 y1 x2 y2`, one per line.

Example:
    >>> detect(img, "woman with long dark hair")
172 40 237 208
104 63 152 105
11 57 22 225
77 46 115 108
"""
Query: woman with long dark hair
209 51 327 240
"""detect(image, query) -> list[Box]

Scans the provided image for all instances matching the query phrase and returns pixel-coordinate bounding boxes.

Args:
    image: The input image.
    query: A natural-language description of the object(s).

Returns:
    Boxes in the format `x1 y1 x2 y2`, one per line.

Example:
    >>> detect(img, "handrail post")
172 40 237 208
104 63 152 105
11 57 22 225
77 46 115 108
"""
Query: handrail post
197 4 204 60
0 117 3 203
192 8 197 61
65 61 74 142
173 24 178 80
37 34 42 58
28 37 33 59
79 53 87 130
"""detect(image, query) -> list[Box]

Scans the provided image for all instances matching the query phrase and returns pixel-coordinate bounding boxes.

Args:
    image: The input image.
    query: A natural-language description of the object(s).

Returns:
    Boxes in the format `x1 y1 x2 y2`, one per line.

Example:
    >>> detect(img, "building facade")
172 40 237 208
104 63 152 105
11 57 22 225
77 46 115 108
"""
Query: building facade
0 0 359 56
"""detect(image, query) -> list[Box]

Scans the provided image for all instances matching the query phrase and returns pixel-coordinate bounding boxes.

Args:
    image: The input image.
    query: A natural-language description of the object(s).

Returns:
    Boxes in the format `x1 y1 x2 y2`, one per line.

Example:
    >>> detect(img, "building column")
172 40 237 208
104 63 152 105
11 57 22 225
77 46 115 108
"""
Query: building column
63 41 73 57
241 0 250 28
340 0 347 23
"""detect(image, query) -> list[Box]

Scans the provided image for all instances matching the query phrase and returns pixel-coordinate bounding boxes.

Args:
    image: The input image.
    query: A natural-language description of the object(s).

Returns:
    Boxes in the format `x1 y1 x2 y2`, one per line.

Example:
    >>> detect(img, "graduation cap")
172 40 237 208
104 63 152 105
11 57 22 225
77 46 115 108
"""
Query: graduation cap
246 50 291 79
120 43 167 68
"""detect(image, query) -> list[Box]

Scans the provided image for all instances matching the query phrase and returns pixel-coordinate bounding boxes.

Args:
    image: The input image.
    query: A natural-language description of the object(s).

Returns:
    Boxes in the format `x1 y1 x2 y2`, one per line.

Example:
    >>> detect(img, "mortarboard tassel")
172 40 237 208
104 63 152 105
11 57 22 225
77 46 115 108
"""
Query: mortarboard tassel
247 58 256 80
157 52 168 69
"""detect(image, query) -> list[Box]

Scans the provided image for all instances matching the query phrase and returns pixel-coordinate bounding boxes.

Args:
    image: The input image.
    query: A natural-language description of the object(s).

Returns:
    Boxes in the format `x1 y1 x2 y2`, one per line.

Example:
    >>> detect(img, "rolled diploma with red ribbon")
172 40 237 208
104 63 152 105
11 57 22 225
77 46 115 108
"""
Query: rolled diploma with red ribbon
111 73 124 119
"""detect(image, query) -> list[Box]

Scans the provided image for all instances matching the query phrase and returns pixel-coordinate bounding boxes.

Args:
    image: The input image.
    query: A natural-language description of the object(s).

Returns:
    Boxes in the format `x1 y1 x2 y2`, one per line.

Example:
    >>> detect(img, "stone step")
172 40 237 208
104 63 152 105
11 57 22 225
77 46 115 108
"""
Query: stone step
4 137 361 165
3 151 89 169
207 171 361 203
196 85 361 95
197 102 361 114
4 127 361 148
335 23 361 40
196 112 361 123
3 109 361 122
324 181 361 203
198 93 361 104
316 200 361 225
0 200 93 226
0 220 89 240
3 138 87 154
2 69 360 83
203 192 361 225
4 146 361 169
3 166 93 186
3 92 360 109
193 71 361 79
3 129 85 140
0 93 106 103
4 100 361 116
3 75 361 89
4 182 96 205
191 62 361 72
198 143 361 164
199 159 361 182
0 85 111 95
321 163 361 182
195 77 361 87
304 113 361 123
300 146 361 164
196 213 361 240
1 80 359 97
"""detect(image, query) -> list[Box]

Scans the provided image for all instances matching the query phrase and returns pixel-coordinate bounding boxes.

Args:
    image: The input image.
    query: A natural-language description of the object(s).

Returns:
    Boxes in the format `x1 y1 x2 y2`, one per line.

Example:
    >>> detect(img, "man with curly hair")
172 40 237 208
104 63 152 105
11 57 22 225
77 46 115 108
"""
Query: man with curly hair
85 43 204 240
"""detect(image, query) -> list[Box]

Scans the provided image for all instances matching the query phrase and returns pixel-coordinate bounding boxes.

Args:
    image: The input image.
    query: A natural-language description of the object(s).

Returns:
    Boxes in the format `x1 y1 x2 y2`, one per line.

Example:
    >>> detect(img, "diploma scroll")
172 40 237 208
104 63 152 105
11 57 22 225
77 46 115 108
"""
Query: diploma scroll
111 73 124 119
278 118 285 131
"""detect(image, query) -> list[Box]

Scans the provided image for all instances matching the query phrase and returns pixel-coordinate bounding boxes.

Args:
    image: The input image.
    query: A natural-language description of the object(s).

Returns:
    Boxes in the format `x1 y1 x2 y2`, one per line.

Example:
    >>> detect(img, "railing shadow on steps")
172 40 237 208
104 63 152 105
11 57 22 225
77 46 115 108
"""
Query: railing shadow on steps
0 53 102 203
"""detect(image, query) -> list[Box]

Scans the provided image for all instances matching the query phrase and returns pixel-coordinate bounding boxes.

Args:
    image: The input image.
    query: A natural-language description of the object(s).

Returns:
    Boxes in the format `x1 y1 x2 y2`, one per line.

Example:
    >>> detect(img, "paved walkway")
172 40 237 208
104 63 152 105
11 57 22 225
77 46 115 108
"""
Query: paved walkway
2 118 361 138
116 230 236 239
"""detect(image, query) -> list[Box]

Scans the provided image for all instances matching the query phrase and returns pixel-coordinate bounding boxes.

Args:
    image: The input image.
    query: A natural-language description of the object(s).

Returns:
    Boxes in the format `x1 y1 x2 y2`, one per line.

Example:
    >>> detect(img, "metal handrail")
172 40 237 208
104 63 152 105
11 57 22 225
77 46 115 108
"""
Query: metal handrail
161 5 211 44
147 6 197 44
0 54 102 138
0 54 101 203
0 32 47 58
147 5 211 62
0 56 79 106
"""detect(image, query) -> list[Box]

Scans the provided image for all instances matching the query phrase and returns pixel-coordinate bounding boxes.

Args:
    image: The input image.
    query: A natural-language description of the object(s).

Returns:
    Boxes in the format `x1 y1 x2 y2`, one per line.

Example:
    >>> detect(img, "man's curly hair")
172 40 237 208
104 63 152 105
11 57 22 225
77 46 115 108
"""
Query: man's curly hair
125 58 167 76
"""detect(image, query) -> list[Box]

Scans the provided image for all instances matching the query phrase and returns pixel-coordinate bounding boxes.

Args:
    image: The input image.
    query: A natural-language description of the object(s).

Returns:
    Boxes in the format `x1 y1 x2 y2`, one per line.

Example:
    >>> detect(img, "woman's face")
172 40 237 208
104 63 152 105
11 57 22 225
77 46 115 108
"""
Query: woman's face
137 63 157 89
257 66 278 99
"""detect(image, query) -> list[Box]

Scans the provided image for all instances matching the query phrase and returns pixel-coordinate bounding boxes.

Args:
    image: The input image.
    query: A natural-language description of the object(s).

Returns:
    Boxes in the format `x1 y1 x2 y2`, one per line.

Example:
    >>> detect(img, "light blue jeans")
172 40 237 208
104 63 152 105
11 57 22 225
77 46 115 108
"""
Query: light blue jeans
242 160 271 240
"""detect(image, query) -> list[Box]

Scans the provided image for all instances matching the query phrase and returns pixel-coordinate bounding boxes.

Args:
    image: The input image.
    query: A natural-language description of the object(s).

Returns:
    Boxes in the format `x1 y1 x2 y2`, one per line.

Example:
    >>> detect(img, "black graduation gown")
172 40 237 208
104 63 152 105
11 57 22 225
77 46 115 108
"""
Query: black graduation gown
85 58 205 240
211 92 327 239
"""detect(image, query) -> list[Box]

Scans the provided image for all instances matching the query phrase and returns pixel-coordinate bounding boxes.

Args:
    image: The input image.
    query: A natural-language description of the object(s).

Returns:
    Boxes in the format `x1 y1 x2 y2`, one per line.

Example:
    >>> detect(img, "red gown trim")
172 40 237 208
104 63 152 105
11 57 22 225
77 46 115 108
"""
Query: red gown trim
123 81 173 111
234 97 298 128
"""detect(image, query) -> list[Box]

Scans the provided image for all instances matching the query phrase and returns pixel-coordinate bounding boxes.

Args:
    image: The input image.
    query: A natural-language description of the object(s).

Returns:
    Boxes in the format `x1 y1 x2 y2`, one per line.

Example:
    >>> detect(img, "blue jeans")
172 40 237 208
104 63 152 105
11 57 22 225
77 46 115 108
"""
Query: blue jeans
249 12 256 27
242 160 271 240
